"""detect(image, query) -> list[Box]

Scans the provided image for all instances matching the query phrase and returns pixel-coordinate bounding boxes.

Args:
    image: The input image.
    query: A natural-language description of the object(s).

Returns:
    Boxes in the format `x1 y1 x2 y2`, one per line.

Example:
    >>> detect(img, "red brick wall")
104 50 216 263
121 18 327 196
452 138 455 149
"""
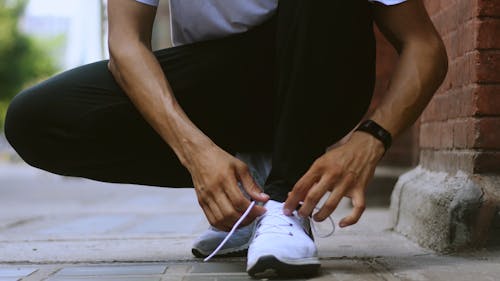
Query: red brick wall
420 0 500 174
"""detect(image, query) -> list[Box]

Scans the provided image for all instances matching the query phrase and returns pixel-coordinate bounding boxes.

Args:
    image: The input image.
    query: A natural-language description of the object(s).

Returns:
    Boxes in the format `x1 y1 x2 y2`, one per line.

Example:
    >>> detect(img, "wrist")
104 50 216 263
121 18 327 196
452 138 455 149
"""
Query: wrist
350 131 386 162
178 136 218 171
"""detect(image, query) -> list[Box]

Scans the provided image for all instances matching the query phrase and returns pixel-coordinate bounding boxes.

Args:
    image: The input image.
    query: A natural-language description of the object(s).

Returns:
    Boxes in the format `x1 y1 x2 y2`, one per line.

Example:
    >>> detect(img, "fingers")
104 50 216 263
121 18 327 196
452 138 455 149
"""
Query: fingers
236 163 269 203
192 154 270 232
313 172 355 222
198 197 216 228
297 178 329 218
284 168 321 216
339 189 366 227
223 175 266 227
214 193 243 231
198 194 225 230
196 177 252 231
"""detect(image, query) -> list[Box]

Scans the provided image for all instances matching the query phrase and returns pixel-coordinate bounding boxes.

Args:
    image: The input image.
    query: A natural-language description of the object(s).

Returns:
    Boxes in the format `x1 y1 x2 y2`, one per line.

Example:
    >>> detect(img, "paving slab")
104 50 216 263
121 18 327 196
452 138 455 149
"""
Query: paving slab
55 264 167 276
0 164 205 263
0 268 38 278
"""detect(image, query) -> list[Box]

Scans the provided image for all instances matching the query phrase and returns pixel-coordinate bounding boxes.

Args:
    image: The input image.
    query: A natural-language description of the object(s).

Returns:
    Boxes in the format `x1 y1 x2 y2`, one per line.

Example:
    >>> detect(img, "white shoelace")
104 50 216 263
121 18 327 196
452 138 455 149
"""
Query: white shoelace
204 201 335 262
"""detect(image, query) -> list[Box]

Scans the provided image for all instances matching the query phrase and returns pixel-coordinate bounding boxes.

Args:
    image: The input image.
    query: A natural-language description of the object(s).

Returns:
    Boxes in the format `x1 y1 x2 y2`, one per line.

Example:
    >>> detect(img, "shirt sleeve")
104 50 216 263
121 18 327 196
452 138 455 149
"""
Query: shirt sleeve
135 0 159 7
368 0 407 5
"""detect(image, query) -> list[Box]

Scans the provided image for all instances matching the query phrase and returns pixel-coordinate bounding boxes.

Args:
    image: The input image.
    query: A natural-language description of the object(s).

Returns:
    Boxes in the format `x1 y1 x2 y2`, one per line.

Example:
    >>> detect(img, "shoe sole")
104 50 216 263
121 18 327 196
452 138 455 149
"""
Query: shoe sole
191 247 247 258
247 255 320 278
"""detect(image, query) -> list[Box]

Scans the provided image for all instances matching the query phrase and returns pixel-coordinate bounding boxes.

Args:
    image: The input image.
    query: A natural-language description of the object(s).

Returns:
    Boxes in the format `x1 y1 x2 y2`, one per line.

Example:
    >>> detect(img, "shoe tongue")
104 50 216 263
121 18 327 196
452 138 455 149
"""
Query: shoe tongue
259 200 311 235
264 200 284 212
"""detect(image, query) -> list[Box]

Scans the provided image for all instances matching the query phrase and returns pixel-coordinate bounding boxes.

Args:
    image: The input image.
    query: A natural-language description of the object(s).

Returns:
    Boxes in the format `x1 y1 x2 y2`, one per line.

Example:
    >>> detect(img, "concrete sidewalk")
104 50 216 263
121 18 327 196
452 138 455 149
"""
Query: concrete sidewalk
0 164 499 281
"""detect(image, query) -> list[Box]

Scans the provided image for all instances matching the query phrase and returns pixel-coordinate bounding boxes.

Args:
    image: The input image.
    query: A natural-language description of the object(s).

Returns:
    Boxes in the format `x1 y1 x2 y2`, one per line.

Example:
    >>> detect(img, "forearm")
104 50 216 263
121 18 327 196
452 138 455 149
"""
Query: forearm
369 35 448 138
108 43 214 168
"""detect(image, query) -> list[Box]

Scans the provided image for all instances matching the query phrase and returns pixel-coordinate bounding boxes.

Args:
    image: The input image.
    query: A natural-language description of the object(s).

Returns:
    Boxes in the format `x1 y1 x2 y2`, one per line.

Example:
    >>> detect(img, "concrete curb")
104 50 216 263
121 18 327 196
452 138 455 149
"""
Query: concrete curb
390 166 499 252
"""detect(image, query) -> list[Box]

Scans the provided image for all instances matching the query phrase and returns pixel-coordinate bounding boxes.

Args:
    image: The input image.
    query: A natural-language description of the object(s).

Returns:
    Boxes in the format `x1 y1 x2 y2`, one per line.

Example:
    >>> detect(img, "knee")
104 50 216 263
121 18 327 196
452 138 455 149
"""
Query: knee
4 87 47 167
5 90 30 148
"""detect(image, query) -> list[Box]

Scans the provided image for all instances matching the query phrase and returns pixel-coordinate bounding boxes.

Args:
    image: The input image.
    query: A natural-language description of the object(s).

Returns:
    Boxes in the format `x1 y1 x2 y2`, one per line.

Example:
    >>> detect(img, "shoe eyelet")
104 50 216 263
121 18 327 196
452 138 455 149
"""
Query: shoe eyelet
289 223 293 226
289 232 293 236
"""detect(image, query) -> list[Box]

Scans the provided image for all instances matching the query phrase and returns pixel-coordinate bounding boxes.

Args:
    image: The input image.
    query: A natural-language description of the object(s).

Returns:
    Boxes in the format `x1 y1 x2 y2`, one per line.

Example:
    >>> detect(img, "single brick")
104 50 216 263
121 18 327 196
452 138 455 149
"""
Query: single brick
476 50 500 83
478 0 500 17
476 85 500 115
477 19 500 49
477 117 500 149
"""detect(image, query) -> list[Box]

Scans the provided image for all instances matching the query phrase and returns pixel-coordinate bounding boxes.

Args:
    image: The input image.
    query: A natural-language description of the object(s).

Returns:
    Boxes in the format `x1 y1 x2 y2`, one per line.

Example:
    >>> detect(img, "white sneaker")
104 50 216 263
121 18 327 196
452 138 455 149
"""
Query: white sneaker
191 222 255 258
246 200 320 278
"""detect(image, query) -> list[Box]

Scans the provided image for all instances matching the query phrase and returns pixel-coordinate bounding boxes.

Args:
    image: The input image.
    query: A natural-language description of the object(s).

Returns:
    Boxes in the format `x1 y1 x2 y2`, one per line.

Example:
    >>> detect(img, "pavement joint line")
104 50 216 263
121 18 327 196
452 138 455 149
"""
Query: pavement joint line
366 259 401 281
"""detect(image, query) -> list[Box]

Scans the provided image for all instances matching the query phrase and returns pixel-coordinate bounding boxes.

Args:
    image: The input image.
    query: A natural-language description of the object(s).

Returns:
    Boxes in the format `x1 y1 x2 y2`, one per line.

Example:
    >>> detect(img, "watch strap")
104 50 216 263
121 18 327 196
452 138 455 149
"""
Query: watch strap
355 120 392 152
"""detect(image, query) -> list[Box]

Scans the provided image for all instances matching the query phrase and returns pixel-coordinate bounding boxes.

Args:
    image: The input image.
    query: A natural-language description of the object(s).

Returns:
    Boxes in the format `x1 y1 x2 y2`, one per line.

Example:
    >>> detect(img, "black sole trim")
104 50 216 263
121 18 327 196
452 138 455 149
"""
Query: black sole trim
248 255 320 279
191 248 248 258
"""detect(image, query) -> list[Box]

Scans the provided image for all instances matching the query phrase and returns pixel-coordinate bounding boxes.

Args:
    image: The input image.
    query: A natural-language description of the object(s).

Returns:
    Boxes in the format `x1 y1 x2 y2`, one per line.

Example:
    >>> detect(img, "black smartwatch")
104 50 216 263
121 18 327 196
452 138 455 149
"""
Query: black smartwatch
355 120 392 152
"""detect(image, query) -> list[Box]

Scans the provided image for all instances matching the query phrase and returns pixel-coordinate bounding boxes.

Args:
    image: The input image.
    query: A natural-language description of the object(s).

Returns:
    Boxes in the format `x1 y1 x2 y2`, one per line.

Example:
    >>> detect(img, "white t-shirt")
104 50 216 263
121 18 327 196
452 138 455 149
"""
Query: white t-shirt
136 0 407 46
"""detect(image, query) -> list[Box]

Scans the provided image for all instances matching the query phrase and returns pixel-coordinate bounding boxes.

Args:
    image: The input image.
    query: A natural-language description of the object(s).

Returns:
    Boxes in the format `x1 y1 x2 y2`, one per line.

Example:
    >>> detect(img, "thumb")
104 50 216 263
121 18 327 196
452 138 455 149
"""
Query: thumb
238 166 269 203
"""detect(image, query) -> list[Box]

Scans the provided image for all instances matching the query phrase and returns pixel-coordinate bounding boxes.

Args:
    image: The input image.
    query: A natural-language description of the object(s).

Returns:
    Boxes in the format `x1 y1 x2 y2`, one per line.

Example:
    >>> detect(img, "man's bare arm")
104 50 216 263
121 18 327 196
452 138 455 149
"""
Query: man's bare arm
370 0 448 137
284 0 448 226
107 0 209 167
107 0 268 230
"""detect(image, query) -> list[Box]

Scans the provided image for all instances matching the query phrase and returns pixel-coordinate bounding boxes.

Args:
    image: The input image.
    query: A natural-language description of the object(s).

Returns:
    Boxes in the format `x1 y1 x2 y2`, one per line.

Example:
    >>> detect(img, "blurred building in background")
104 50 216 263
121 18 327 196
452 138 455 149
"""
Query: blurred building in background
19 0 106 70
19 0 171 71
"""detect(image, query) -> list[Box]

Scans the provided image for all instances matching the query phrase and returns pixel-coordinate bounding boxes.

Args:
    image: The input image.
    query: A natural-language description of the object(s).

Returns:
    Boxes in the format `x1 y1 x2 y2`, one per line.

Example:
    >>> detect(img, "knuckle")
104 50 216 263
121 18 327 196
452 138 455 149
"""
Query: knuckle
294 184 309 195
213 174 225 184
330 168 342 178
308 189 323 201
346 174 357 184
304 194 319 205
323 174 337 185
233 160 246 170
354 198 366 210
345 178 356 187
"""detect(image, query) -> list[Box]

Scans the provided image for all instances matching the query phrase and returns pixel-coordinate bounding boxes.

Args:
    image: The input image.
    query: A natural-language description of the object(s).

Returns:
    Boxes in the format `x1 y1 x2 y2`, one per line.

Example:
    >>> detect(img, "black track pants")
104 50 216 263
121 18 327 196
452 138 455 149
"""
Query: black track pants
5 1 375 202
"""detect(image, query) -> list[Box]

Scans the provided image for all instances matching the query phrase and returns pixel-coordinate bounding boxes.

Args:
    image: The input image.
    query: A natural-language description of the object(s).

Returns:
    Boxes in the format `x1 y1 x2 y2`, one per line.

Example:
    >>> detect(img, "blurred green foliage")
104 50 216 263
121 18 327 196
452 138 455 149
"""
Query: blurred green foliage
0 0 57 130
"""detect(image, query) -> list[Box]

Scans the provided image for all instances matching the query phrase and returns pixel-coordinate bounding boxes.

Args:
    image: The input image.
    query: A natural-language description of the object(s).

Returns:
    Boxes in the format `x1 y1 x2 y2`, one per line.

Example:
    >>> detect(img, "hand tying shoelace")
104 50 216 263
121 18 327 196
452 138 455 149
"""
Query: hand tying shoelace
203 201 257 261
204 201 335 261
